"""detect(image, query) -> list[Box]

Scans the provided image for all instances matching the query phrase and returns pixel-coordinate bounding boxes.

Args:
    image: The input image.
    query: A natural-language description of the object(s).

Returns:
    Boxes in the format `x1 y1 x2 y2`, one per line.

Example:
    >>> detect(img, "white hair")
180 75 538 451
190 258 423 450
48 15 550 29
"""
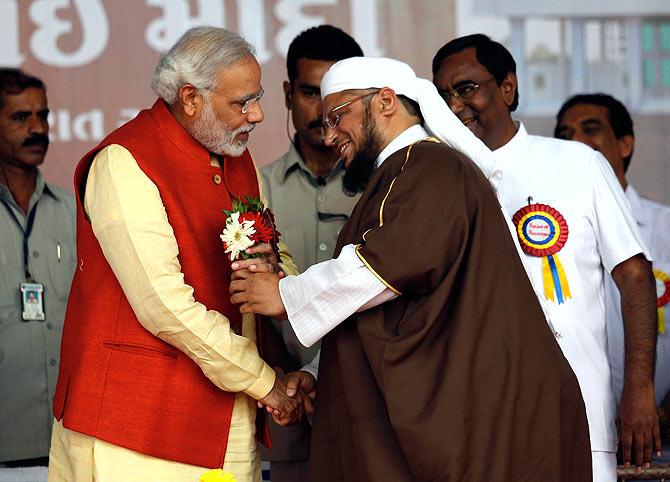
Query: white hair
151 26 255 104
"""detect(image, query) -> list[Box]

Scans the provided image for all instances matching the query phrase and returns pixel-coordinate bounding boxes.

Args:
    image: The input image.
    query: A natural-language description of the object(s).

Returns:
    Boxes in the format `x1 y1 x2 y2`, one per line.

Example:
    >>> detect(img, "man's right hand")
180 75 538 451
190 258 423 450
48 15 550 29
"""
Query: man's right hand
230 271 287 319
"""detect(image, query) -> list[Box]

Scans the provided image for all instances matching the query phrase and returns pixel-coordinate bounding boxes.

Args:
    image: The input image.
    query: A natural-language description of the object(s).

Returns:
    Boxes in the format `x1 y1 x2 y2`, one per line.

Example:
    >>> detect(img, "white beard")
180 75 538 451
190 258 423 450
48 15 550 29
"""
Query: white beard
189 98 254 157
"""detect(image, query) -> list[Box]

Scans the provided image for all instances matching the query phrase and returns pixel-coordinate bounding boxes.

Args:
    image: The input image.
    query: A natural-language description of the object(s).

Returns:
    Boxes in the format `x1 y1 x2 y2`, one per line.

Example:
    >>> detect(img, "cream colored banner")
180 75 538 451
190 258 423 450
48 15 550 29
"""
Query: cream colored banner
1 0 455 189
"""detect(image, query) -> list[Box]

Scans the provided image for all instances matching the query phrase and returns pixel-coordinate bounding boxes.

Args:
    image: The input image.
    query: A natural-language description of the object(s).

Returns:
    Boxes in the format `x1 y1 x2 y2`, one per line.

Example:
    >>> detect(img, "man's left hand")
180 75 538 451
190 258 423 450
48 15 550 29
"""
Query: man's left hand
230 270 287 319
230 243 283 279
618 384 662 471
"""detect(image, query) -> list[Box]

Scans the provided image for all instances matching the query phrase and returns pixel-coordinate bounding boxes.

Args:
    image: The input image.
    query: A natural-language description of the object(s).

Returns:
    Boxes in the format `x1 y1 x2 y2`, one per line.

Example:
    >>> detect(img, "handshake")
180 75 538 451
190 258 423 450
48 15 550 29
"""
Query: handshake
228 243 315 425
258 369 316 426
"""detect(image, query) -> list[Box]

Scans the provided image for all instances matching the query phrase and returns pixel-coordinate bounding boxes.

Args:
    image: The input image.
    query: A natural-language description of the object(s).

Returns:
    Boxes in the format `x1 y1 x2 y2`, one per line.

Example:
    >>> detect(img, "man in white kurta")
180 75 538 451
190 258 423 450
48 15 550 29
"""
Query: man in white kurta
433 34 660 481
490 121 647 464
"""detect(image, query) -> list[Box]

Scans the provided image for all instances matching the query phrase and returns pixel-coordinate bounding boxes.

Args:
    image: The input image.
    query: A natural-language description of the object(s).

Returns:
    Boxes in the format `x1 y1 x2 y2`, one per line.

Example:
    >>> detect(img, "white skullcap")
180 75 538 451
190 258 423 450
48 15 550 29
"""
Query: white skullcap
321 57 496 180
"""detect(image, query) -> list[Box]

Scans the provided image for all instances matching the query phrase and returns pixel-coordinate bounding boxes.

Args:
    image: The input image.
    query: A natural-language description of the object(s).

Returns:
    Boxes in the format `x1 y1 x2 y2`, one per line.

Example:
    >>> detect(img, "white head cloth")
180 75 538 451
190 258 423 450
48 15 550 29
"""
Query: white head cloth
322 57 558 335
321 56 496 180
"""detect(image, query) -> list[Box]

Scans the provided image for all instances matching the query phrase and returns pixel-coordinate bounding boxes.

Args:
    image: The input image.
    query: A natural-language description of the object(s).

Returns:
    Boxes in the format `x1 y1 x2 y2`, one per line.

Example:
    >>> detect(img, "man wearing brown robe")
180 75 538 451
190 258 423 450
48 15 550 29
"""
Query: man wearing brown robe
230 57 592 481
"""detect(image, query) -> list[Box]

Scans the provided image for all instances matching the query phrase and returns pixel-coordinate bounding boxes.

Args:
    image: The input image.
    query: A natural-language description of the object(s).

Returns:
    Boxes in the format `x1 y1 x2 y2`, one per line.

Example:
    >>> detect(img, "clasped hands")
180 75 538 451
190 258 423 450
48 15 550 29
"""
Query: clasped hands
229 243 288 319
258 369 316 426
229 244 314 424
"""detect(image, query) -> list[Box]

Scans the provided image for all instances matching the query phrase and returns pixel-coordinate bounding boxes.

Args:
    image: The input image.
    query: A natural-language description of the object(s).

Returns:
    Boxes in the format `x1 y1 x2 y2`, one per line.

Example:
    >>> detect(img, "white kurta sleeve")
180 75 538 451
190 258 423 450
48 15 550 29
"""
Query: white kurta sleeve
278 244 397 348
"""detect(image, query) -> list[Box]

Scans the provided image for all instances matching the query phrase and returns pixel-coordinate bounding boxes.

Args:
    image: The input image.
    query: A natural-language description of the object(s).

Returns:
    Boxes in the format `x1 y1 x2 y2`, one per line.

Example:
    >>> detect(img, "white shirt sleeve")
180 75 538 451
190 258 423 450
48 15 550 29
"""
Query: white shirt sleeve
589 151 650 272
278 244 397 348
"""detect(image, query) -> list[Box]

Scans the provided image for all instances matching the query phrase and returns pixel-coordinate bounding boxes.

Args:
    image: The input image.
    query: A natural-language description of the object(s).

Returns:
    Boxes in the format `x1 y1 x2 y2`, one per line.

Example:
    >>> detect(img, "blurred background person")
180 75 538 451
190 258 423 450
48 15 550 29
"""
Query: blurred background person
555 93 670 448
0 68 76 468
260 25 363 482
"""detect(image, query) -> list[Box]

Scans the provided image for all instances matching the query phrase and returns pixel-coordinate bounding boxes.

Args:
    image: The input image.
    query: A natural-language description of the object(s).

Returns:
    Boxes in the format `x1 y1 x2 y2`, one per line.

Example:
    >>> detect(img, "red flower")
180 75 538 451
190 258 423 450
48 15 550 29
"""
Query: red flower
239 211 274 243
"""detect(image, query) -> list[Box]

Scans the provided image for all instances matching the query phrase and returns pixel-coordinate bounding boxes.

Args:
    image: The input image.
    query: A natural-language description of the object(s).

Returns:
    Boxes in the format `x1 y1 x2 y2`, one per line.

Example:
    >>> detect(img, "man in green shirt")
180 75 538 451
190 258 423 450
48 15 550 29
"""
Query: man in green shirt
259 25 362 482
0 68 76 467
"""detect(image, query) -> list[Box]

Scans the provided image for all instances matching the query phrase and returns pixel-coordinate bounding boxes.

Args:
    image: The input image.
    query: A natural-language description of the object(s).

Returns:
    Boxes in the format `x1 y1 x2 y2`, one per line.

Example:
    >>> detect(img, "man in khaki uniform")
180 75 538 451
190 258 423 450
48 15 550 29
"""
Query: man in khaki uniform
0 68 75 468
260 25 363 482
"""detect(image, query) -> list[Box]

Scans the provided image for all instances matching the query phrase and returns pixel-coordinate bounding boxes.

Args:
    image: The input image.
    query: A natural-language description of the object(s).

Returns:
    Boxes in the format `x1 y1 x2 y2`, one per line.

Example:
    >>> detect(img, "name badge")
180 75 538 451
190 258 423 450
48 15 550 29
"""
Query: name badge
21 282 45 321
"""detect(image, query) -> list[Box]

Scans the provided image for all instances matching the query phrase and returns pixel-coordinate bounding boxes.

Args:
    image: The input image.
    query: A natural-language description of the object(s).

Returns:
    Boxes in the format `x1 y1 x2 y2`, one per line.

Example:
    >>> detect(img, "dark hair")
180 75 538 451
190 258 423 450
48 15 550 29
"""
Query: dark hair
0 68 45 110
555 93 634 171
286 25 363 83
398 95 423 123
432 34 519 111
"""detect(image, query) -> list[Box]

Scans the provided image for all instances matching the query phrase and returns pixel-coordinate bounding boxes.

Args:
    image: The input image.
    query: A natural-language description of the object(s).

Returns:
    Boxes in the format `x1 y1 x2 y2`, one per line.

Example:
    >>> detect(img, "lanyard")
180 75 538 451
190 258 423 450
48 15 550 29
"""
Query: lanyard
0 196 39 281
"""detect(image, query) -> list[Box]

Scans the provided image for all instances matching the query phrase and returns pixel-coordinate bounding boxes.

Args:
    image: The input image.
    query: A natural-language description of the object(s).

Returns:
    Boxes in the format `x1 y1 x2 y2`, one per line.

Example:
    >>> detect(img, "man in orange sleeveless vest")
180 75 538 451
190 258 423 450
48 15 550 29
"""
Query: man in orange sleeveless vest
48 27 302 482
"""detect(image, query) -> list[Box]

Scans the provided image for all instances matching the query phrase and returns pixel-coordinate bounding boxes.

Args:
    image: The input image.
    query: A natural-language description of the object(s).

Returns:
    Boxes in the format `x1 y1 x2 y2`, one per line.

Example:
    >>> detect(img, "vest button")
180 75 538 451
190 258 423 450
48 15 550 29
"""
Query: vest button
213 174 222 185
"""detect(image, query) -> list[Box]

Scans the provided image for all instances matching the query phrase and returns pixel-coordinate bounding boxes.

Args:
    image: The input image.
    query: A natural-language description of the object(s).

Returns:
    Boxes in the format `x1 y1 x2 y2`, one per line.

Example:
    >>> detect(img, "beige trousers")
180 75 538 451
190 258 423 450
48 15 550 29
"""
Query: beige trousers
48 394 260 482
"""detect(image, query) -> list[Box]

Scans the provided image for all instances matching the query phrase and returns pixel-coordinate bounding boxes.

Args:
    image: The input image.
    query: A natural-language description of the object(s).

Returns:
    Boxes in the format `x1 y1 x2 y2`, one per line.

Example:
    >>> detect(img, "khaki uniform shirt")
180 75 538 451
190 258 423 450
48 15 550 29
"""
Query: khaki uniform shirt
261 144 360 365
0 171 76 462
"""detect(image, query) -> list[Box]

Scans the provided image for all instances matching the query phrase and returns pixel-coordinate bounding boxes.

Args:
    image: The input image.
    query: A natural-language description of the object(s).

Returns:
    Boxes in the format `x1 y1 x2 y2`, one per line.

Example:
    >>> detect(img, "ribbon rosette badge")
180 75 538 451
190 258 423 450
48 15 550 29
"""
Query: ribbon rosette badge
220 196 281 262
512 203 572 304
654 268 670 334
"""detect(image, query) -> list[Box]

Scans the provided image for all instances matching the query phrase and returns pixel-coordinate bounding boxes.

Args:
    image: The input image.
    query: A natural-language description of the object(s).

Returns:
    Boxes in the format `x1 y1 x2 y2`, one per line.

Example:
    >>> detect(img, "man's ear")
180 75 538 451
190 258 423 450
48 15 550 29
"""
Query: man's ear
283 81 292 110
178 83 201 118
378 87 398 116
617 134 634 160
500 72 517 109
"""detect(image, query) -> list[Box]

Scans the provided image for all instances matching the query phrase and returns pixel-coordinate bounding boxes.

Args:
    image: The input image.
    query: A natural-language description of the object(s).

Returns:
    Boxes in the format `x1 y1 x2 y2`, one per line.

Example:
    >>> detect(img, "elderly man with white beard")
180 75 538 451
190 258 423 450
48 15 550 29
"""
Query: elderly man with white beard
47 27 303 482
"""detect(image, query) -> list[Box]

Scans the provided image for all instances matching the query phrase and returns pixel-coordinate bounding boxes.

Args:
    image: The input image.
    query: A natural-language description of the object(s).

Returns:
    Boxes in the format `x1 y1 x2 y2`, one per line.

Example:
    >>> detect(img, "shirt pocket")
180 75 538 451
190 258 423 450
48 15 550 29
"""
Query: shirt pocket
46 240 76 301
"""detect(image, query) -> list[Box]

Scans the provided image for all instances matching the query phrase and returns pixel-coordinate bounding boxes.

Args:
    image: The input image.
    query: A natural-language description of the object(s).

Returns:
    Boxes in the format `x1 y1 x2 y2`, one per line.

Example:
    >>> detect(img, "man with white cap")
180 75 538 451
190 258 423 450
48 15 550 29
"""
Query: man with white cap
231 57 592 481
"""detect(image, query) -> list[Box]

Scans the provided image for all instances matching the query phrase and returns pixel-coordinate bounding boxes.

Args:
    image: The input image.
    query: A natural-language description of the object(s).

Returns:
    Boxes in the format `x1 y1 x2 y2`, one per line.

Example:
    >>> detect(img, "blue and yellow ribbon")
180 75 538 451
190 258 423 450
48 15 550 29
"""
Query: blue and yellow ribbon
513 203 571 304
542 255 572 304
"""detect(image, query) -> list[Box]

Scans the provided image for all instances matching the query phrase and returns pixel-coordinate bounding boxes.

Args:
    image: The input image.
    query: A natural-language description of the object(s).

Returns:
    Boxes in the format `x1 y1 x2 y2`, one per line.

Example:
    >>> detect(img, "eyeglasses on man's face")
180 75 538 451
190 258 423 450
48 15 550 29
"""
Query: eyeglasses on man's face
438 77 496 103
207 87 264 114
237 88 264 114
323 90 379 130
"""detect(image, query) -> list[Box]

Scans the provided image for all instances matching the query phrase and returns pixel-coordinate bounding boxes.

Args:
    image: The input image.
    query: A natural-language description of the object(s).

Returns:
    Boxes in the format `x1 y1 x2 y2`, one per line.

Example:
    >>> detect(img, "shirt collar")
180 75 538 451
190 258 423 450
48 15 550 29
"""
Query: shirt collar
279 142 302 178
376 124 429 167
0 169 60 211
492 120 528 161
150 99 211 164
280 139 344 185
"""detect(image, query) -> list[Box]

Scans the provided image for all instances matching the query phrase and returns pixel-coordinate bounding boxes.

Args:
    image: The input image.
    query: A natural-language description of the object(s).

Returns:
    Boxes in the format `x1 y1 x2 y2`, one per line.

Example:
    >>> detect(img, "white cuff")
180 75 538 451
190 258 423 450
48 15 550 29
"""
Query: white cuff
278 244 393 347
